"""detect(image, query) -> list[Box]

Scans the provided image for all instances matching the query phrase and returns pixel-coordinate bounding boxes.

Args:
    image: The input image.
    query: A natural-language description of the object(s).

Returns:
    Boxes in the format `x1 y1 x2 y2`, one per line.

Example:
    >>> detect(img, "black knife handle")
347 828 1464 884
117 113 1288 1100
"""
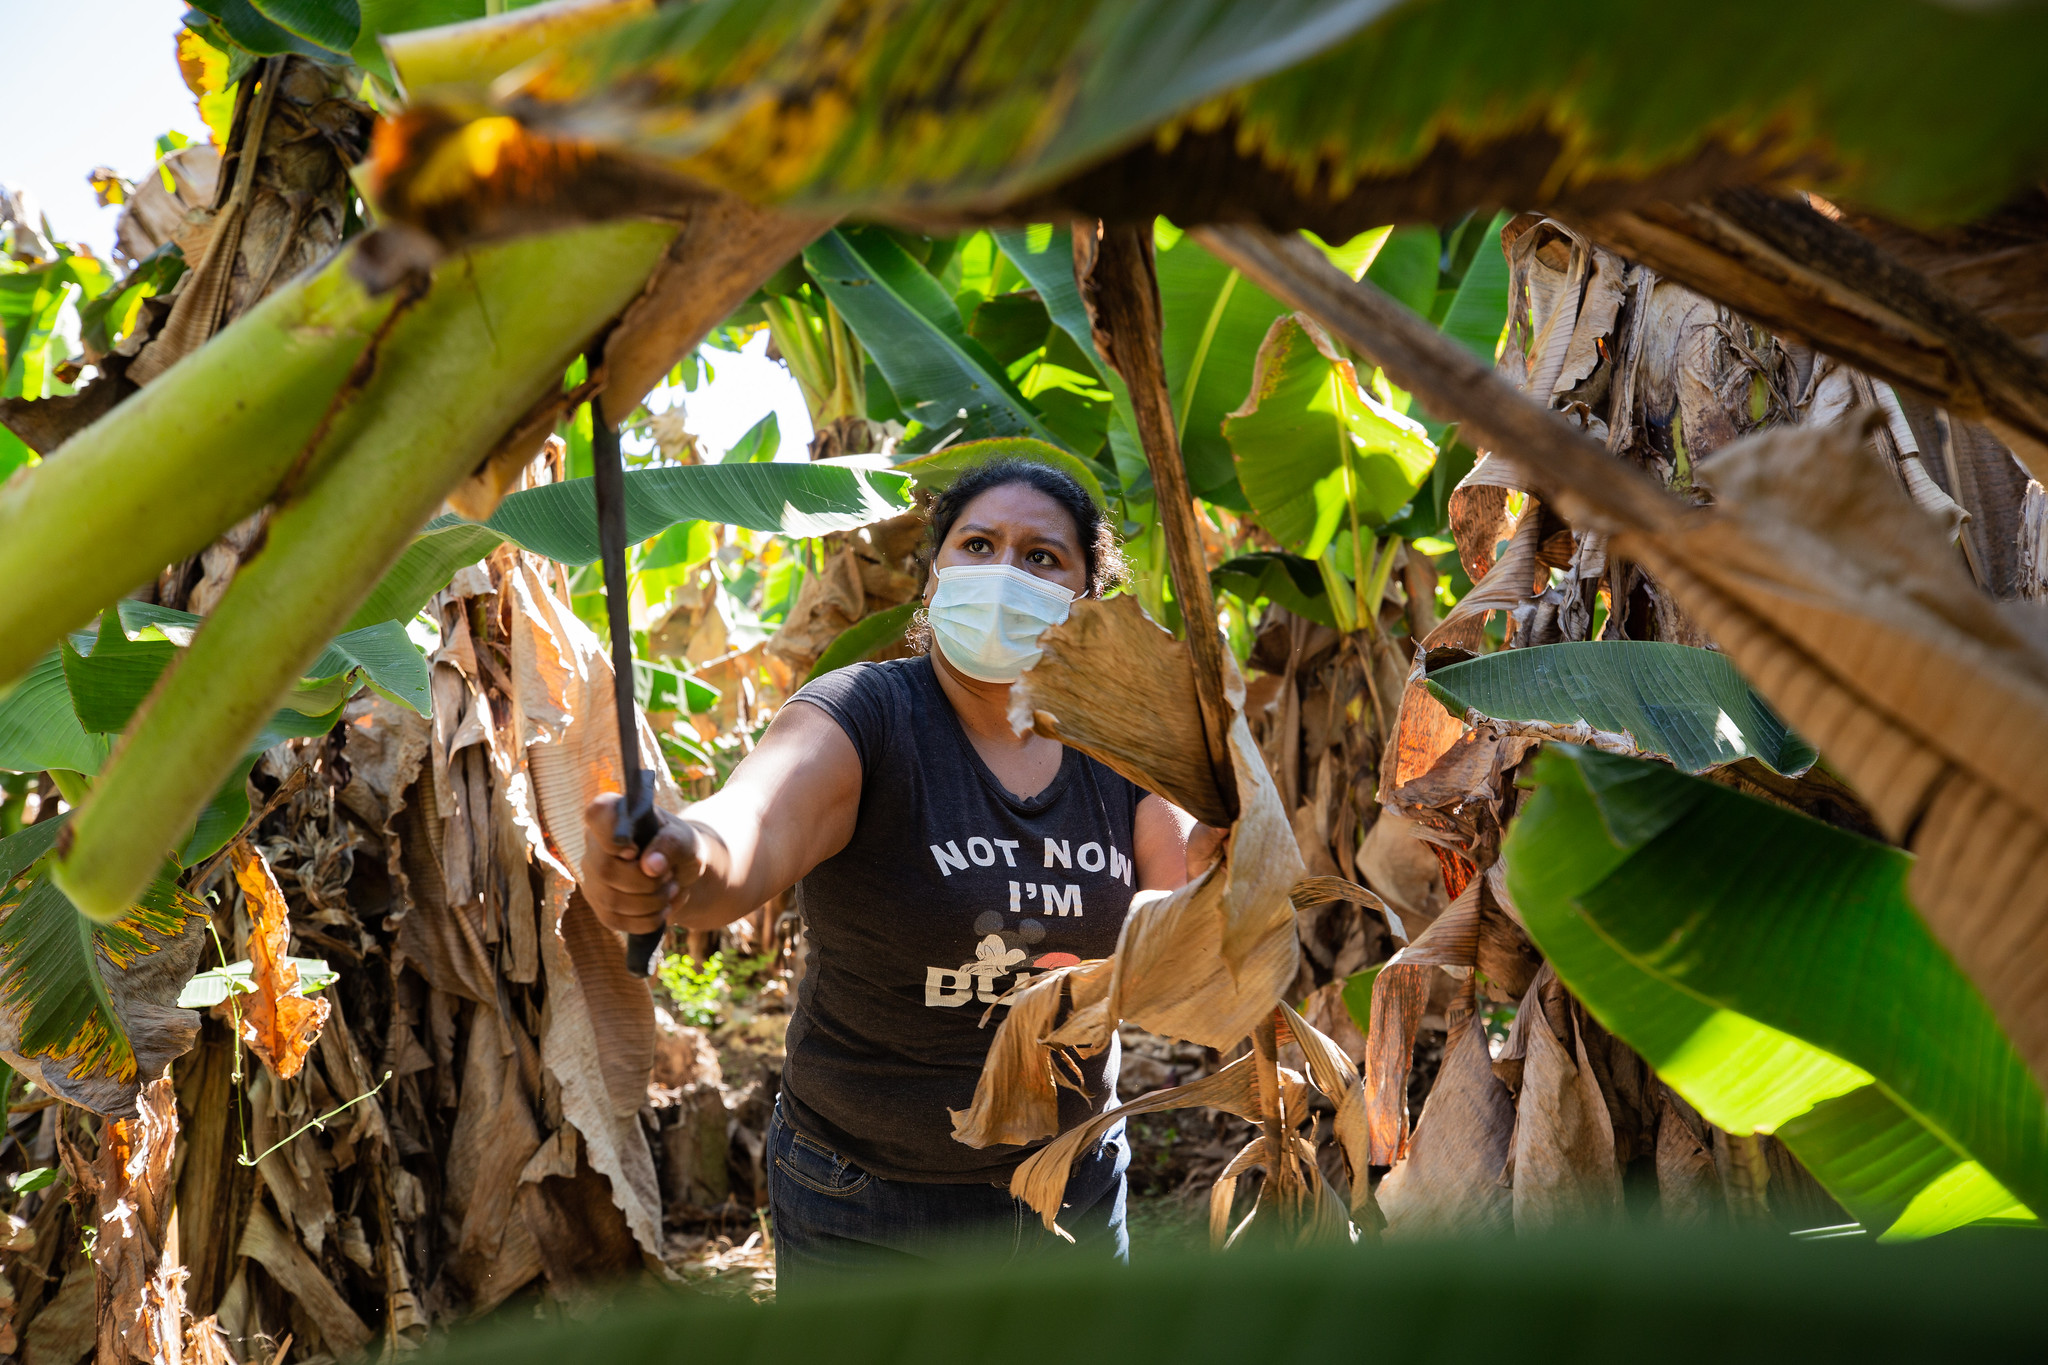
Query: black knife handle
625 929 664 978
618 767 667 977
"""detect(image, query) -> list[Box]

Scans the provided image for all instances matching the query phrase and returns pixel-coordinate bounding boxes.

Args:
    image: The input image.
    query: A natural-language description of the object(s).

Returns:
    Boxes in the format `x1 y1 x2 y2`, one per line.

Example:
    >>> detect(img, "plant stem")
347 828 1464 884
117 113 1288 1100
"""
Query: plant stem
0 258 396 690
240 1071 392 1168
55 223 675 921
45 770 88 806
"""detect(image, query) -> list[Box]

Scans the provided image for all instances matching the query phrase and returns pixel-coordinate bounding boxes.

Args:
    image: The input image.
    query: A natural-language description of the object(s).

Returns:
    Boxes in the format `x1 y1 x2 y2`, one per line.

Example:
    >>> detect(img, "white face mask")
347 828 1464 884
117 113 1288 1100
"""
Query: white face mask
926 564 1076 684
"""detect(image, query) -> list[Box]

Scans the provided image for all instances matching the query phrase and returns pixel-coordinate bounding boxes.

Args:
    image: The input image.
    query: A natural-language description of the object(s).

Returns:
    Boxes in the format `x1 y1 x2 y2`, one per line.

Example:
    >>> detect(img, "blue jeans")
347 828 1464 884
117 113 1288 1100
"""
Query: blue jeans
766 1099 1129 1295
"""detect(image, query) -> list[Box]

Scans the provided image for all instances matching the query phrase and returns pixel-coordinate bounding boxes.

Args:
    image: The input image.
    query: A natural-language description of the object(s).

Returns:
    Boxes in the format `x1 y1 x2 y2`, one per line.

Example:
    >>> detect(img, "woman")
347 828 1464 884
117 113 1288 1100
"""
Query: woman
581 459 1210 1287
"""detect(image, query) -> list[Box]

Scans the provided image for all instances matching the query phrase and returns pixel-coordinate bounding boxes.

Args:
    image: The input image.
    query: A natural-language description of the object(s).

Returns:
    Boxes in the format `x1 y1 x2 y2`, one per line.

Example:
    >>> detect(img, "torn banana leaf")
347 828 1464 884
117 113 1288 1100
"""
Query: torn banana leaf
1507 745 2047 1239
0 821 207 1118
1426 640 1816 776
385 0 2048 241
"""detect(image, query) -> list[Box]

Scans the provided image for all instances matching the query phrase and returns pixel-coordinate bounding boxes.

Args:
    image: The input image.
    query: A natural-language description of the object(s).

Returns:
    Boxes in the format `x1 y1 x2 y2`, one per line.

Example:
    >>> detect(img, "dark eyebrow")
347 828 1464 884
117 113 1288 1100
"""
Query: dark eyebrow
953 519 1076 550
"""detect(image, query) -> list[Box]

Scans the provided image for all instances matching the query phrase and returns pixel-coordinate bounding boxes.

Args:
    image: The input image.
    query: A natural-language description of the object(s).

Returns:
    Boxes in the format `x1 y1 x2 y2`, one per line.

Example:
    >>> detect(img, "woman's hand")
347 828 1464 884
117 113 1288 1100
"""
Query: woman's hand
580 796 704 934
573 702 860 933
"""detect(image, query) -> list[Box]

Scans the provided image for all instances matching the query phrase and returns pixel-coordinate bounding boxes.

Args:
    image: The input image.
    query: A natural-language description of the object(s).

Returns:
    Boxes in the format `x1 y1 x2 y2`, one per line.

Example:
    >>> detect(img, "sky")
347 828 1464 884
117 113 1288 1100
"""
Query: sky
0 0 811 459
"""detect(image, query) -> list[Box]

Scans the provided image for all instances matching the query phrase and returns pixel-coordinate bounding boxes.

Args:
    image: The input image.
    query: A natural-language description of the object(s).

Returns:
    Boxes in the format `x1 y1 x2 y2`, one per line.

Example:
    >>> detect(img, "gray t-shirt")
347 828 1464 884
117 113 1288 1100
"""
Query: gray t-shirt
779 656 1144 1183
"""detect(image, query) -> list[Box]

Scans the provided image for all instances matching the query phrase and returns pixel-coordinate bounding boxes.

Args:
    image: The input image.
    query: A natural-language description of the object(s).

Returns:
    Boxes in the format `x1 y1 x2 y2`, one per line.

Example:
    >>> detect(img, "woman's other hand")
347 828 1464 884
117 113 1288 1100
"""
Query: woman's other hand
581 796 703 933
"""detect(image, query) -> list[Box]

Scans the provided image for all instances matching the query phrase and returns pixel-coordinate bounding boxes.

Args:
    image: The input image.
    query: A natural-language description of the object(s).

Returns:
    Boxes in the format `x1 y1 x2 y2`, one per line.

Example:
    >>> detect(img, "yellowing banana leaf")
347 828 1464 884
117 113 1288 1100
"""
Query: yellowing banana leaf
804 228 1061 451
392 0 2048 243
1225 314 1435 551
0 822 206 1118
230 842 329 1080
1506 746 2046 1239
1426 640 1816 777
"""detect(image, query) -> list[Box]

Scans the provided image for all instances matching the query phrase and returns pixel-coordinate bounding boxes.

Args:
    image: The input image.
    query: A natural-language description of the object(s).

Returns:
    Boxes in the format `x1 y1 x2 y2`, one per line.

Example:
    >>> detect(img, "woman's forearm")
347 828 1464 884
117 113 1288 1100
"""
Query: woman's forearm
665 797 784 930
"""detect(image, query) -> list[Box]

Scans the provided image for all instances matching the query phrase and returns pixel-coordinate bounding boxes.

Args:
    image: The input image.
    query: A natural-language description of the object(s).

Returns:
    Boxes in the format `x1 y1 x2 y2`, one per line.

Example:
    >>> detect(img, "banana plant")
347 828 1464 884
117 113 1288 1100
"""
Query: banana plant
0 602 427 869
804 227 1064 453
1507 746 2046 1240
1223 315 1436 634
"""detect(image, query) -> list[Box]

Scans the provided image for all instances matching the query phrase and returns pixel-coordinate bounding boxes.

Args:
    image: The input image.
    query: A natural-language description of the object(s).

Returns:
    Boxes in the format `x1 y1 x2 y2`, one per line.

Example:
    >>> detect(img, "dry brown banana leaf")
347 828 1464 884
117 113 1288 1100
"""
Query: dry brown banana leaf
1279 1000 1372 1213
1005 595 1235 828
954 595 1307 1220
1374 987 1516 1239
1011 1053 1264 1237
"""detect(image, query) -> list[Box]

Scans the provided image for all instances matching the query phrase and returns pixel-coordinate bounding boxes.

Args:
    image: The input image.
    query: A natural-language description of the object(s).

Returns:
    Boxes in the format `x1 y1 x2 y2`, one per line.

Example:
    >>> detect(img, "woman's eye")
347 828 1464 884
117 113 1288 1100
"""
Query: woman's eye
963 537 991 553
1028 550 1056 566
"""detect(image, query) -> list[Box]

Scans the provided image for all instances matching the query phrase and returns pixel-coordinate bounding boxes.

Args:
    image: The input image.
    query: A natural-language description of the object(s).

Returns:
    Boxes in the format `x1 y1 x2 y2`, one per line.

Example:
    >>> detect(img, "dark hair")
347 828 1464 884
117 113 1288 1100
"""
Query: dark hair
924 459 1125 597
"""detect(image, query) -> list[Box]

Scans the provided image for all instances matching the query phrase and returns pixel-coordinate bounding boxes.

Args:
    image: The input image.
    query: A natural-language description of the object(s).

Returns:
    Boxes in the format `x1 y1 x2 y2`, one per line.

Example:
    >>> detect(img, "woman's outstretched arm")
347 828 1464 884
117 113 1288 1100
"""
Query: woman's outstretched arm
580 700 861 934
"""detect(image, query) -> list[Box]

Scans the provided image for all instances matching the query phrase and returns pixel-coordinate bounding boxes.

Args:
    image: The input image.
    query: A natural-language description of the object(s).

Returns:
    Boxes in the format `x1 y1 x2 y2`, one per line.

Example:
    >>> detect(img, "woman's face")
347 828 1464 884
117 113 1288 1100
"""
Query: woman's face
927 482 1088 600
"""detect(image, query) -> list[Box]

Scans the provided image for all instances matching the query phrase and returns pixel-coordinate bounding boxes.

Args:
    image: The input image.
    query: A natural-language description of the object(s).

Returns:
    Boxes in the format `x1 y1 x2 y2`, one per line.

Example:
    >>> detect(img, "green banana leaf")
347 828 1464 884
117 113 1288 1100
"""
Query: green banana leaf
993 227 1096 360
1224 315 1435 552
1437 210 1513 361
1212 551 1336 629
249 0 360 51
482 0 2048 229
808 602 922 682
1426 640 1817 776
723 411 781 464
347 460 916 633
1156 234 1293 503
1506 746 2047 1239
418 1233 2048 1365
186 1 345 59
969 292 1055 369
898 437 1109 510
347 523 505 634
991 226 1144 500
0 821 205 1115
805 228 1061 452
2 254 112 404
1362 225 1439 317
